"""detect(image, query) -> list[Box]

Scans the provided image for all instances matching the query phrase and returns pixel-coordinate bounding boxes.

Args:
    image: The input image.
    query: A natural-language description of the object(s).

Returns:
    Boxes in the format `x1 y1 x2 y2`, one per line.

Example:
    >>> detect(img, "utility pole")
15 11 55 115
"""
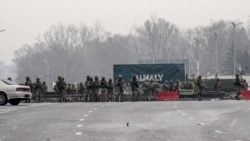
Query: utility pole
231 22 243 75
214 32 218 74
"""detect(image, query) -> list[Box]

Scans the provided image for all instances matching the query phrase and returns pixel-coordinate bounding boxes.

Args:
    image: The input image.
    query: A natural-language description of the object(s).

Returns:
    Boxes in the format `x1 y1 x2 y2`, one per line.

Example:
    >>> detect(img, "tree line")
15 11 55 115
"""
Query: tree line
13 16 250 86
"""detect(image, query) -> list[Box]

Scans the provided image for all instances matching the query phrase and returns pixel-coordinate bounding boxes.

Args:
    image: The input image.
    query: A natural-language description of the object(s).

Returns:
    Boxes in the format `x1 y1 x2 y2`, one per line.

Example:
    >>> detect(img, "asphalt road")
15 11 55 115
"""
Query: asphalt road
0 100 250 141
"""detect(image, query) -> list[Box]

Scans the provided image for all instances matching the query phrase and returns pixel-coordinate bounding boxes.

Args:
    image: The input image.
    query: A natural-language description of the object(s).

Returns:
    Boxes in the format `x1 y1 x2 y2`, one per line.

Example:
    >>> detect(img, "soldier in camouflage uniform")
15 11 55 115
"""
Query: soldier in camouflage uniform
142 79 150 101
162 80 169 91
93 76 100 102
100 76 108 102
169 80 175 91
234 74 244 100
174 79 181 91
56 76 67 102
66 83 72 95
42 81 48 94
214 78 222 92
130 74 139 101
84 76 91 102
78 82 85 94
107 79 114 102
24 76 33 103
71 84 76 94
195 75 203 100
78 82 85 101
149 80 160 100
115 75 125 102
34 78 43 102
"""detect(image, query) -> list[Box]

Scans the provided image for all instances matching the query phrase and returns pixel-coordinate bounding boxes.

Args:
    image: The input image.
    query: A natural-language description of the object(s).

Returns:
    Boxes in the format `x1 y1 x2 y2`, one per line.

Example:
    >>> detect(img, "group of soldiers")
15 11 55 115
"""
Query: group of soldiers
21 73 248 102
24 76 48 102
53 75 118 102
52 74 162 102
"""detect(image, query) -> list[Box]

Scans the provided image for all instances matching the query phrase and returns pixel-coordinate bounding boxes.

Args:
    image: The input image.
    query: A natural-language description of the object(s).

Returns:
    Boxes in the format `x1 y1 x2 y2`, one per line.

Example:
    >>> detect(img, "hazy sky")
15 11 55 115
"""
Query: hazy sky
0 0 249 65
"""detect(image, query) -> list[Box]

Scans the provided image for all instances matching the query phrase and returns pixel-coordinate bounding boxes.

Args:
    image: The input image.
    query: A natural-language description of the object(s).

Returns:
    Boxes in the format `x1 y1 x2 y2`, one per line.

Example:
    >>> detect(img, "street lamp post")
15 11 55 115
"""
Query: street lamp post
214 32 218 74
186 44 193 77
231 22 243 75
43 60 50 91
195 38 200 76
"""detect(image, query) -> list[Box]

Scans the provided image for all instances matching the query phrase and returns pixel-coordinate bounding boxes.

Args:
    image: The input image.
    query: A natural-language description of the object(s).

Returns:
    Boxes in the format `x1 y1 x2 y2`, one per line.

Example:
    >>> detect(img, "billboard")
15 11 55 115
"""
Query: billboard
113 64 185 84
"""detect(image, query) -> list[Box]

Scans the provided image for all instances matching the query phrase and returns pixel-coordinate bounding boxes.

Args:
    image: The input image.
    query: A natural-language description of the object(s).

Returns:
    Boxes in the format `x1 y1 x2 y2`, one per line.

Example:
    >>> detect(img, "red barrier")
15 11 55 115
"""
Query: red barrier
241 90 250 100
157 91 179 101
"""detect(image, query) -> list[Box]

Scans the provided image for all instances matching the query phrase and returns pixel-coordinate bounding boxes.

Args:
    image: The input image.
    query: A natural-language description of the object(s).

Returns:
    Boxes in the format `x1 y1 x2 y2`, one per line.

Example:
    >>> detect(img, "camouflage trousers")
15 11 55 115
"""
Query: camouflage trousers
115 88 124 102
131 88 139 101
100 88 108 102
35 89 42 102
59 90 66 102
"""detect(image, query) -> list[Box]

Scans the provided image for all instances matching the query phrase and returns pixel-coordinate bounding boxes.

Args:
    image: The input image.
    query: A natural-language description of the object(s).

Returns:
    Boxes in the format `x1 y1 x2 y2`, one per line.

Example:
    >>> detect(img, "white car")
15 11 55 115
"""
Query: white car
0 79 32 105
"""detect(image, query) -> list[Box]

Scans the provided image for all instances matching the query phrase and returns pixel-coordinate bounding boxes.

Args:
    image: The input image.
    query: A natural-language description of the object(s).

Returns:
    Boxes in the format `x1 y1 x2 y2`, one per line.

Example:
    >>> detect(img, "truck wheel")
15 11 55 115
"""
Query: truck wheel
0 93 8 105
9 99 21 105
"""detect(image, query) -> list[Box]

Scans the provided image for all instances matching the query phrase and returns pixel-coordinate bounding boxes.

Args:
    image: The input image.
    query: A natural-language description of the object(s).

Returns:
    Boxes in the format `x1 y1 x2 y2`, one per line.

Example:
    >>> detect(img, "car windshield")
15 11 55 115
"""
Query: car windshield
0 79 17 85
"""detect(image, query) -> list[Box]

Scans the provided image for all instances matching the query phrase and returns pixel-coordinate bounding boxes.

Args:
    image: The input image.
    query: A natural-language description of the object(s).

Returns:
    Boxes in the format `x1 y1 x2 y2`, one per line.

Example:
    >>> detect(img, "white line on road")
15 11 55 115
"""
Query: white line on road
88 111 93 113
0 107 26 114
189 117 194 120
75 132 82 135
93 108 98 110
215 130 223 133
198 123 206 126
84 114 88 117
80 119 84 121
229 119 237 127
182 113 186 116
77 124 83 128
0 103 53 114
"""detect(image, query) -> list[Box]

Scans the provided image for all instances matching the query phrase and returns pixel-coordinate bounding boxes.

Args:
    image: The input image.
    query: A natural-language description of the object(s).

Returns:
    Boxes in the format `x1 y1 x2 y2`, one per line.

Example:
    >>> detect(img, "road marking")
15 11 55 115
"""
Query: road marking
230 119 237 127
75 132 82 135
177 110 181 112
80 119 84 121
31 103 52 107
182 113 186 116
189 117 194 120
88 111 93 113
77 124 83 128
215 130 223 133
84 114 88 117
0 103 53 114
198 123 206 126
94 108 98 110
0 107 26 114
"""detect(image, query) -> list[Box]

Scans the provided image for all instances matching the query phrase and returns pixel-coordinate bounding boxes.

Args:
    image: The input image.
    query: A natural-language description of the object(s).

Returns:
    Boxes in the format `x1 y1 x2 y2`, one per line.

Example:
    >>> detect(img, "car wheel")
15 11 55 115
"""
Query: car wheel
9 99 21 105
0 93 8 105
